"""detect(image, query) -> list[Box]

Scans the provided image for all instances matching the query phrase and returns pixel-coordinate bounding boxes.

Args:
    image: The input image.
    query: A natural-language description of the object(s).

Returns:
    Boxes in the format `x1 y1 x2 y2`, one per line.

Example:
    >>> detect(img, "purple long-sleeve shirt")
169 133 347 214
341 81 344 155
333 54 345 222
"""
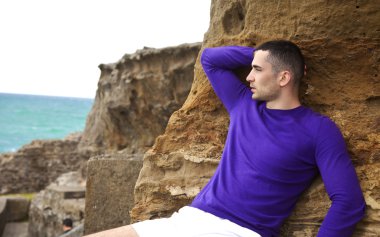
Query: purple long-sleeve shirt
191 46 365 237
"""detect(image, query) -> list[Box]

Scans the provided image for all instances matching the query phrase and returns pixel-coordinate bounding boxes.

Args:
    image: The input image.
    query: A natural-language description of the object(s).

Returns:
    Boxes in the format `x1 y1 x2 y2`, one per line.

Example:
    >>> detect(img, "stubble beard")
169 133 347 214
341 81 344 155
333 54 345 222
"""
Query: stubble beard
251 88 279 102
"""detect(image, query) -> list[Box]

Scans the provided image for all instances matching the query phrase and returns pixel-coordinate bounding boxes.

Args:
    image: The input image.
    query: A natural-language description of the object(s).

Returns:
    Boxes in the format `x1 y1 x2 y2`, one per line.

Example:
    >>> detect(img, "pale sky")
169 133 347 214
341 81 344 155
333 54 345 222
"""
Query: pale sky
0 0 211 98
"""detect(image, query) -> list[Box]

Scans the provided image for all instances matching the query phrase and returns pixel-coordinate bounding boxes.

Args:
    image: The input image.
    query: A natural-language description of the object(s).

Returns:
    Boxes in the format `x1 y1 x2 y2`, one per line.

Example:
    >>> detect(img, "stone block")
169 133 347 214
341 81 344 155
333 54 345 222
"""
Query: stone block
48 185 85 199
0 197 30 237
5 197 30 222
84 154 143 235
0 197 7 237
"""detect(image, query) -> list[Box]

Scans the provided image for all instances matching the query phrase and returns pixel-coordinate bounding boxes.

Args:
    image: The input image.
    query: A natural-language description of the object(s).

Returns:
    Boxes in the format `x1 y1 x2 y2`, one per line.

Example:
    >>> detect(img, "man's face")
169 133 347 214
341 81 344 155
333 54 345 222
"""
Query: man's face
246 50 280 102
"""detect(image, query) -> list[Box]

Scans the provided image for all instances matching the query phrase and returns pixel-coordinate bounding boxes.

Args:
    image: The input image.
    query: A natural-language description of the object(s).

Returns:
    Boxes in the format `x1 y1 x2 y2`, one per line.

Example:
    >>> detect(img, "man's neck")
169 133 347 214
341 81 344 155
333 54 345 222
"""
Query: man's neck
265 86 301 110
266 96 301 110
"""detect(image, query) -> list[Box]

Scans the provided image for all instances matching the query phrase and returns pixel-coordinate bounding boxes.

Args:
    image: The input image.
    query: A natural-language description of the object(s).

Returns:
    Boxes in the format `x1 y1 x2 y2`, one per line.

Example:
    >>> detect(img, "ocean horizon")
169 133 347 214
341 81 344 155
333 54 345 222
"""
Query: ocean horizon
0 92 94 153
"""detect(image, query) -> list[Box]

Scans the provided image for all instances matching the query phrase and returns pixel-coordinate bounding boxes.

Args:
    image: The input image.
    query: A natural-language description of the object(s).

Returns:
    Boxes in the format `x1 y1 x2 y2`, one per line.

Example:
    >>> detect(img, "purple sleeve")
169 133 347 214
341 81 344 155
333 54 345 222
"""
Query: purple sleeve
315 118 366 236
200 46 254 112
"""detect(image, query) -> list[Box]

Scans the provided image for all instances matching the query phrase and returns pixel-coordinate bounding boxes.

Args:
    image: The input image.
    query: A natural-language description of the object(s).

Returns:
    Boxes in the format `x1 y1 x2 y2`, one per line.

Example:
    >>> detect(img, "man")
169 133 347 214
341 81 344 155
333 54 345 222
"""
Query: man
85 40 365 237
62 218 73 234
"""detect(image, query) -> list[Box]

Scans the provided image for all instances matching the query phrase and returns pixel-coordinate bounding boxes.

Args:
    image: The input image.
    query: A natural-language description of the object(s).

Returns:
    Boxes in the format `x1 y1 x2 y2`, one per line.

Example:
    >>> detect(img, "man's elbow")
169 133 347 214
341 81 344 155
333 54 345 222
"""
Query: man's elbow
356 197 366 220
352 190 366 217
342 192 366 221
200 48 211 66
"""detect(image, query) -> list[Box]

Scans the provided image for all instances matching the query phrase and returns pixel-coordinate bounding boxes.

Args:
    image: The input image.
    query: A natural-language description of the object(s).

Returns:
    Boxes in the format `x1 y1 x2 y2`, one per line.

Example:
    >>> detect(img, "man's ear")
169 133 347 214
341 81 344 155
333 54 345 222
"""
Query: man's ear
278 71 291 87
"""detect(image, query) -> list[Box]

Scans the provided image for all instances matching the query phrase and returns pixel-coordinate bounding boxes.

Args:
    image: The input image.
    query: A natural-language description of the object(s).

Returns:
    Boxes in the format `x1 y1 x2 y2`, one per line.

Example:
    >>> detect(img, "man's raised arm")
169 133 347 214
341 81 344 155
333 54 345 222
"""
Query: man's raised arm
201 46 254 112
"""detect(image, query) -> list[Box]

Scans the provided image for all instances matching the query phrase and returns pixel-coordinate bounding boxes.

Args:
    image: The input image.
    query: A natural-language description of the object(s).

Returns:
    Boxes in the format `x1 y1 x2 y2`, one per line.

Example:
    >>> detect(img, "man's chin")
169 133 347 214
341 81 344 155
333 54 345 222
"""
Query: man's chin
251 94 262 101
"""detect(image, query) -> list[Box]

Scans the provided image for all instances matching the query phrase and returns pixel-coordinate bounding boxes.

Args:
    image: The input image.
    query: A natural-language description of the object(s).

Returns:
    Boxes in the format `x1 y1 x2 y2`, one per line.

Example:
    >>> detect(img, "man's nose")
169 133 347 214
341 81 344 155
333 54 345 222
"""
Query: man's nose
246 71 254 82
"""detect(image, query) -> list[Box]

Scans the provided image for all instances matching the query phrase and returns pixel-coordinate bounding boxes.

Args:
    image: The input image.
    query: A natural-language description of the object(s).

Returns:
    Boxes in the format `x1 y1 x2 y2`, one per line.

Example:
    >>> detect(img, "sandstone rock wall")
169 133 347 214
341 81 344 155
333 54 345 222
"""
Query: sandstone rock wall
131 0 379 236
79 43 202 155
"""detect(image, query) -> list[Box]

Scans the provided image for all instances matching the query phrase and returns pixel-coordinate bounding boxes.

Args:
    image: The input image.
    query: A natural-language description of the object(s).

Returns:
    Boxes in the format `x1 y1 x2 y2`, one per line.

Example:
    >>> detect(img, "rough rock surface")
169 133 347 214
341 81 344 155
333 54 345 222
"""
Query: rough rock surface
0 133 88 194
79 43 202 155
131 0 380 236
84 154 143 235
28 171 85 237
2 222 28 237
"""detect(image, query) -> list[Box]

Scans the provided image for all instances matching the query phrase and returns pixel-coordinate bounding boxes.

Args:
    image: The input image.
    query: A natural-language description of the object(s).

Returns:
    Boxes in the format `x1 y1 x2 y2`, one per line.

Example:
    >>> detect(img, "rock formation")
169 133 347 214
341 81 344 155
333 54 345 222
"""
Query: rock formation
81 43 201 233
28 171 85 237
78 43 202 155
131 0 380 236
0 133 87 194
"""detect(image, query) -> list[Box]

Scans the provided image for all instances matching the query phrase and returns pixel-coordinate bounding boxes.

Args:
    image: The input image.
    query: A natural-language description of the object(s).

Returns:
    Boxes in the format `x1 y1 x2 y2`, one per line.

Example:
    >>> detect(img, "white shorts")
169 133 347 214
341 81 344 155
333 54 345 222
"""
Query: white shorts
132 206 261 237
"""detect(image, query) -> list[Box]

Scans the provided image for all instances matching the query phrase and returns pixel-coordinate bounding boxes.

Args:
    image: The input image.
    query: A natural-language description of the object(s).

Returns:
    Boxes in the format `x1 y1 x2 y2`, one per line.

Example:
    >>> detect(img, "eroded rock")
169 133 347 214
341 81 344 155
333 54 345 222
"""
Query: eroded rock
0 133 88 194
79 43 202 155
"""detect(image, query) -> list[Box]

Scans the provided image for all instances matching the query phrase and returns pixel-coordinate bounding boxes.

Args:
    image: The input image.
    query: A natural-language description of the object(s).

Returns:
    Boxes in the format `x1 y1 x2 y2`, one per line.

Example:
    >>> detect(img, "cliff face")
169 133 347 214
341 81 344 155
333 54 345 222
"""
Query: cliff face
79 43 202 155
131 0 379 236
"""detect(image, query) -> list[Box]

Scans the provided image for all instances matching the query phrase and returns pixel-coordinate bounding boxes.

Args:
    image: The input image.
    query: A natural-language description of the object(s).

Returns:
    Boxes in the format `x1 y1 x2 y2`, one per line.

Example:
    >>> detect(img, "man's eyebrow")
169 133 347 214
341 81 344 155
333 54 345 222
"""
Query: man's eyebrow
252 64 262 69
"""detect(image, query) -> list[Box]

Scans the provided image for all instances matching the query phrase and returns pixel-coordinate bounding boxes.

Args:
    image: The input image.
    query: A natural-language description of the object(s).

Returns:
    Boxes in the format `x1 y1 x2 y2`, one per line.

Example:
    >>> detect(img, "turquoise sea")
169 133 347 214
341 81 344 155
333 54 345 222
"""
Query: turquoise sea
0 93 93 153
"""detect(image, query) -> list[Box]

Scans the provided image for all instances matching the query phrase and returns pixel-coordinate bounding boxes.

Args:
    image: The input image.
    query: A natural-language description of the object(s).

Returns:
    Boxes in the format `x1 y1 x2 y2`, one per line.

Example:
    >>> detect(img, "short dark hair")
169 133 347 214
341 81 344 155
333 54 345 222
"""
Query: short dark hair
256 40 305 86
62 218 73 227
